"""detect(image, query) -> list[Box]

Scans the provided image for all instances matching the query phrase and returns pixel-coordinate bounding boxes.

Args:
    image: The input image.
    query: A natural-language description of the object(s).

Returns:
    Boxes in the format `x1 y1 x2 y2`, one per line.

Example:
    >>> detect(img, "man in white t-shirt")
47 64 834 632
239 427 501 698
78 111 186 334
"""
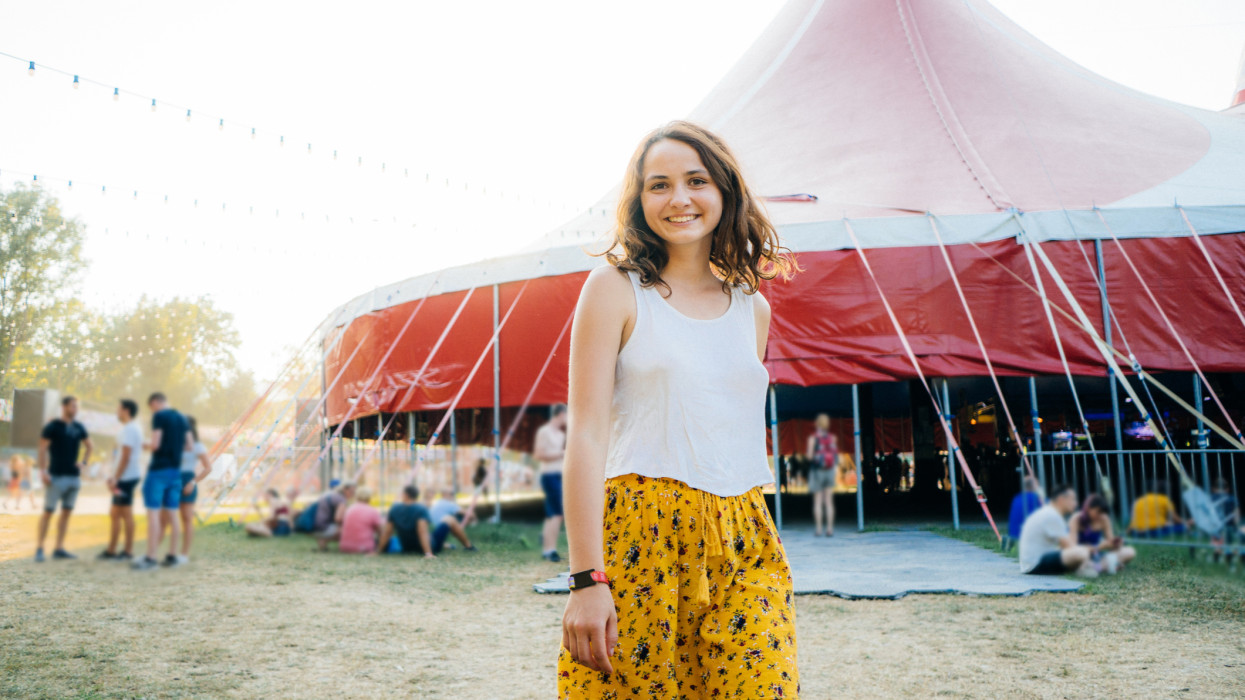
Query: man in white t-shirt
100 399 143 561
536 404 567 562
1018 483 1095 577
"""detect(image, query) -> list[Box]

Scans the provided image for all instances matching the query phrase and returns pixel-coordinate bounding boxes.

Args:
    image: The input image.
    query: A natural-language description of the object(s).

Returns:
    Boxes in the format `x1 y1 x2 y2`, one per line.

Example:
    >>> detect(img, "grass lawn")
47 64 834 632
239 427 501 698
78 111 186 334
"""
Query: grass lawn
1 514 1243 698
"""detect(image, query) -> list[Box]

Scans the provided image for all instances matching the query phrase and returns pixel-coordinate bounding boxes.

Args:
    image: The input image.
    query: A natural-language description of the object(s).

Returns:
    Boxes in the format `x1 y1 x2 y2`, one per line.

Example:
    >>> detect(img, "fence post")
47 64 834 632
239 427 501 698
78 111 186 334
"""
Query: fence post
853 383 864 532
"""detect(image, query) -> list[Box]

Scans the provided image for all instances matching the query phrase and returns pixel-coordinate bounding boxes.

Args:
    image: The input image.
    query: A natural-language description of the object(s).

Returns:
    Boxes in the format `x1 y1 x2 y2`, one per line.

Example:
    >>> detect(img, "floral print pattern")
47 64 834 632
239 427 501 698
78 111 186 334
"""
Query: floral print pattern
558 474 799 698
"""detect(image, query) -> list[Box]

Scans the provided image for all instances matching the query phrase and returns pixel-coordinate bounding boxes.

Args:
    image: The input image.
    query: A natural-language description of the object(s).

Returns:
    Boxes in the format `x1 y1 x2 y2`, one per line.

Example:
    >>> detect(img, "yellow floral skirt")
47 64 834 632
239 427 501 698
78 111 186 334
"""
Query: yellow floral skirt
557 473 800 699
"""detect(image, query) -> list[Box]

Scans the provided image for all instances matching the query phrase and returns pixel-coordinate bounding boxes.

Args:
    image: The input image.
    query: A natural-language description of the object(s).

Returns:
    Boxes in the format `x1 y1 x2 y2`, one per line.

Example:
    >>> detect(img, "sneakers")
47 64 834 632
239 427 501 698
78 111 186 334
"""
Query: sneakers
52 549 77 560
464 545 478 552
1075 561 1099 578
115 552 134 562
160 554 188 567
34 548 45 563
542 550 561 563
97 551 117 561
132 556 160 571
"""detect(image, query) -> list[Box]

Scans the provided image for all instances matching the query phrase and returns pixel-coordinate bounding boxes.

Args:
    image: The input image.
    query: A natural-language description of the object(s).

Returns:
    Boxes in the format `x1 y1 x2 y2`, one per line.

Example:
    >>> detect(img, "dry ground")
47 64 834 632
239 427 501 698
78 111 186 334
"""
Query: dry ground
1 513 1243 699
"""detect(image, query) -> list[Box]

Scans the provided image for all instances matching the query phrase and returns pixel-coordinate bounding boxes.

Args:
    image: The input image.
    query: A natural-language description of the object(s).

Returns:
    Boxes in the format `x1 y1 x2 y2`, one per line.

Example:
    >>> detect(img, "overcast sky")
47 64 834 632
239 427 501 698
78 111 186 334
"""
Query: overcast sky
1 0 1242 380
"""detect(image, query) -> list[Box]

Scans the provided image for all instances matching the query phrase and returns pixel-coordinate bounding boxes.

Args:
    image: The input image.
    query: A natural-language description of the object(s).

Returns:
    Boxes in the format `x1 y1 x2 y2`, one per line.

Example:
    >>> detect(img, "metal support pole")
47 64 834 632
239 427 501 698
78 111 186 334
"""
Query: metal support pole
942 379 959 530
1029 376 1044 494
319 345 328 493
1194 375 1210 489
1096 239 1128 524
407 411 416 479
353 418 360 478
768 384 783 530
491 283 503 523
450 409 458 497
853 383 864 532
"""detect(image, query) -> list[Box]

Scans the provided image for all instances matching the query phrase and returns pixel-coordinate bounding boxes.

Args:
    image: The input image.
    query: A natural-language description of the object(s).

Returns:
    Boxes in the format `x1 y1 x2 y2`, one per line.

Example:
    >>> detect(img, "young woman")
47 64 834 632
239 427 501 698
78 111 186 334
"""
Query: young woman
178 416 213 560
1069 493 1136 574
558 121 799 698
805 413 839 537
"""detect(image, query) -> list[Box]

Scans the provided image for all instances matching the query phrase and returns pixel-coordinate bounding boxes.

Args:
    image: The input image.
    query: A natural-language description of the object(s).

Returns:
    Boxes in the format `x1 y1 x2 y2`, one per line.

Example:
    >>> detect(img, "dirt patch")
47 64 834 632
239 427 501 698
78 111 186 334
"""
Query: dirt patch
1 517 1242 699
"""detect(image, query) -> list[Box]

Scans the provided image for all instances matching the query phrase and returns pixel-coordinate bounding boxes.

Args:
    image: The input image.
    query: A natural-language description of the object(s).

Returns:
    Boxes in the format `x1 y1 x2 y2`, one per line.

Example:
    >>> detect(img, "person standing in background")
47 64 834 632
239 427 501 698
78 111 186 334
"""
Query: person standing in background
178 415 213 561
536 404 568 562
35 396 93 562
806 413 838 537
100 399 143 561
133 392 191 571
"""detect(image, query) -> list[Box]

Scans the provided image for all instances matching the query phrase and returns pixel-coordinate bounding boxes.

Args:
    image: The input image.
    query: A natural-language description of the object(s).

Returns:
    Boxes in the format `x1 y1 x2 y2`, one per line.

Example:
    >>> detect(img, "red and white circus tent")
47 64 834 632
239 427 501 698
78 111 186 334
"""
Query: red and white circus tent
320 0 1245 429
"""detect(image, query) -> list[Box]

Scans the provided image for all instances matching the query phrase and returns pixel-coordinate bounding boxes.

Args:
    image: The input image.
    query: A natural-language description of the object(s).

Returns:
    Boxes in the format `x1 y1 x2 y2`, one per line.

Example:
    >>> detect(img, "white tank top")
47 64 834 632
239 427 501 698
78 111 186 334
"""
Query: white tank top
604 270 773 497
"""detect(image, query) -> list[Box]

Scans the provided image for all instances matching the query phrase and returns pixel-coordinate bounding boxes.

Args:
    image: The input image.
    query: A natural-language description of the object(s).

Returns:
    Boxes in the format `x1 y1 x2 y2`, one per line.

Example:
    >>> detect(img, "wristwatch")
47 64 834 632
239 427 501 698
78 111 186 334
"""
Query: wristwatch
567 569 609 591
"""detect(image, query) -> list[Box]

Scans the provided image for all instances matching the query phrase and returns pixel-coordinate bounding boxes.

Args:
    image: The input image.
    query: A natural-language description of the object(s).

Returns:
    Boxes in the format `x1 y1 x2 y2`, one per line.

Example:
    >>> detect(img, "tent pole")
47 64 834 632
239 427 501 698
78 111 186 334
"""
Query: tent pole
1030 376 1044 494
853 383 864 532
353 418 360 479
492 283 503 524
450 409 458 498
319 343 328 493
1194 375 1210 489
942 379 960 530
768 384 782 531
408 411 416 480
1095 239 1128 524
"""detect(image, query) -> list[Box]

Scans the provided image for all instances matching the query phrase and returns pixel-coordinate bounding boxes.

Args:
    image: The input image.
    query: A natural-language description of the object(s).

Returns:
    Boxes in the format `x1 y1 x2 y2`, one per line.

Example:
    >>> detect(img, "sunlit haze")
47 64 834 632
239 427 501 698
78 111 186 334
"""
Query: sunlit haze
2 0 1242 380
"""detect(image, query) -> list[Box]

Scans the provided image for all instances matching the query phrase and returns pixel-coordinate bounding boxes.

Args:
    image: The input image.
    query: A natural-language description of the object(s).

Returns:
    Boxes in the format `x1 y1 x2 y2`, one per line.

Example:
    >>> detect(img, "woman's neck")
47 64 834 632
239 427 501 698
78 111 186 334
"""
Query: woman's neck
662 236 718 289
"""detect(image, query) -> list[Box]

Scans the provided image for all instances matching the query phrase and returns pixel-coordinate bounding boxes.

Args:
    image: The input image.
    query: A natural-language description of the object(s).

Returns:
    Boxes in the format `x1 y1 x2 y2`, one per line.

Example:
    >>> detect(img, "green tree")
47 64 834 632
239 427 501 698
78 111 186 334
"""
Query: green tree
0 185 86 391
12 296 258 426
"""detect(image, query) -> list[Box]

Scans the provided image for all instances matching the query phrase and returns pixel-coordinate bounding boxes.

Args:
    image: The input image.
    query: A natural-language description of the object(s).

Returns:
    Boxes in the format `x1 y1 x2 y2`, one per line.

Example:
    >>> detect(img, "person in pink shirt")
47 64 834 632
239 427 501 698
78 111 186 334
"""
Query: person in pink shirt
338 487 383 554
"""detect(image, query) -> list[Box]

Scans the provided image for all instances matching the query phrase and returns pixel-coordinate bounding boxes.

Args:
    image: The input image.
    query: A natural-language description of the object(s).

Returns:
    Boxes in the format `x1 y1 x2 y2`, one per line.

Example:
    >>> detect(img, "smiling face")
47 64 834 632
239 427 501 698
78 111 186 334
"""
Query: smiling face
639 138 723 251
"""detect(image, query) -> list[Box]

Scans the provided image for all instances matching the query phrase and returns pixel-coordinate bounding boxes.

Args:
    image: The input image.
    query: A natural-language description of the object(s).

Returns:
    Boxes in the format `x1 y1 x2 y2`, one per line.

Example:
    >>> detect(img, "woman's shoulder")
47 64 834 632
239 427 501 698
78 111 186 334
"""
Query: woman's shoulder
579 265 635 313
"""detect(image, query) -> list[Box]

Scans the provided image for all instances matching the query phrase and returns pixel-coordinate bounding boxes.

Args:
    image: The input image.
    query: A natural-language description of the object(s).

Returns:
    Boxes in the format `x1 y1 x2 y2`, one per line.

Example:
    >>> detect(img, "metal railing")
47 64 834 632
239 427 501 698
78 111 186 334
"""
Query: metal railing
1037 448 1242 554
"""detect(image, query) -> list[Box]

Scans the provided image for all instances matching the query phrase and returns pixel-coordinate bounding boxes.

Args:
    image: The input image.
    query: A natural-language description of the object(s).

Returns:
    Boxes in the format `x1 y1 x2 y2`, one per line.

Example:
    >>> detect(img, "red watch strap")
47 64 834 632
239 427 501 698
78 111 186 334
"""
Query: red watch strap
590 570 609 585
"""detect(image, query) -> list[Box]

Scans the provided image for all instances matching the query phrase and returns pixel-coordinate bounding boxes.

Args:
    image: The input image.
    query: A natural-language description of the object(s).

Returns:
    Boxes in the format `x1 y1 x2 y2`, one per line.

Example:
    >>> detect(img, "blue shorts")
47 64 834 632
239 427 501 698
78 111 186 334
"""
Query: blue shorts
273 521 292 537
432 522 450 554
180 472 198 505
142 469 183 510
541 472 563 518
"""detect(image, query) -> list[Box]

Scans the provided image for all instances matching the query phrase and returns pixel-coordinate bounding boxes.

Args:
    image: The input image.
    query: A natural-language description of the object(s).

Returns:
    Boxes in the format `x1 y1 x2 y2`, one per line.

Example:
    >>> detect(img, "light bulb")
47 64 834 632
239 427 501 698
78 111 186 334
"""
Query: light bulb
219 118 224 131
333 150 338 161
113 87 119 101
251 127 256 139
27 61 34 76
151 98 157 112
307 143 312 154
280 135 285 146
73 75 80 89
67 180 72 190
357 156 363 167
186 109 192 122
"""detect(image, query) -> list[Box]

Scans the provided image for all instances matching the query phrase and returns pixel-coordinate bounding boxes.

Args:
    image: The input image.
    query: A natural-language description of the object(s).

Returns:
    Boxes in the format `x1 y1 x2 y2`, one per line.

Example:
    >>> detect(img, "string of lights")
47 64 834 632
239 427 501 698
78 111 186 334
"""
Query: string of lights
2 338 196 376
1 49 599 214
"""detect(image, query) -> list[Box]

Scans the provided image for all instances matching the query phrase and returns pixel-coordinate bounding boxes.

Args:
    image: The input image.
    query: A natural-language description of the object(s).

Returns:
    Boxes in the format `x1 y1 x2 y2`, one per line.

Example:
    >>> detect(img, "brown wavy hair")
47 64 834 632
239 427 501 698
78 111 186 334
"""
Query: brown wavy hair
603 120 797 294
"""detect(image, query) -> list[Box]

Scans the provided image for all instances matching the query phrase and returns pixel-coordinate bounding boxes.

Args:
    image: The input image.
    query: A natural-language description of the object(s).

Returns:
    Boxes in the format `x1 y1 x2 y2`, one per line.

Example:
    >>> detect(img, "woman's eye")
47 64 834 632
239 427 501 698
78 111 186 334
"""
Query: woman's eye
690 178 708 186
650 182 667 191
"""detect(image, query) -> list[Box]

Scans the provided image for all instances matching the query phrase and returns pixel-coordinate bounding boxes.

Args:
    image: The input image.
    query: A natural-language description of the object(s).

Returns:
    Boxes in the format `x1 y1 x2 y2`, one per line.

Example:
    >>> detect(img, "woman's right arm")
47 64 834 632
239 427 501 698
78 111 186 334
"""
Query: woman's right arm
561 266 632 675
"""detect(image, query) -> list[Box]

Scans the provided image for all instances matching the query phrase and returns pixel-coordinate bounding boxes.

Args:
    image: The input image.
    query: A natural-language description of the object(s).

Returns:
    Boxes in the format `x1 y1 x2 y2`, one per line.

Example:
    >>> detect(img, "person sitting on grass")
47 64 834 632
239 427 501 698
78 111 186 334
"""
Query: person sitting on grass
338 487 384 554
1068 493 1135 574
429 487 478 553
381 484 436 557
314 481 355 551
1019 483 1097 578
1129 480 1186 538
245 488 294 538
1006 476 1044 551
